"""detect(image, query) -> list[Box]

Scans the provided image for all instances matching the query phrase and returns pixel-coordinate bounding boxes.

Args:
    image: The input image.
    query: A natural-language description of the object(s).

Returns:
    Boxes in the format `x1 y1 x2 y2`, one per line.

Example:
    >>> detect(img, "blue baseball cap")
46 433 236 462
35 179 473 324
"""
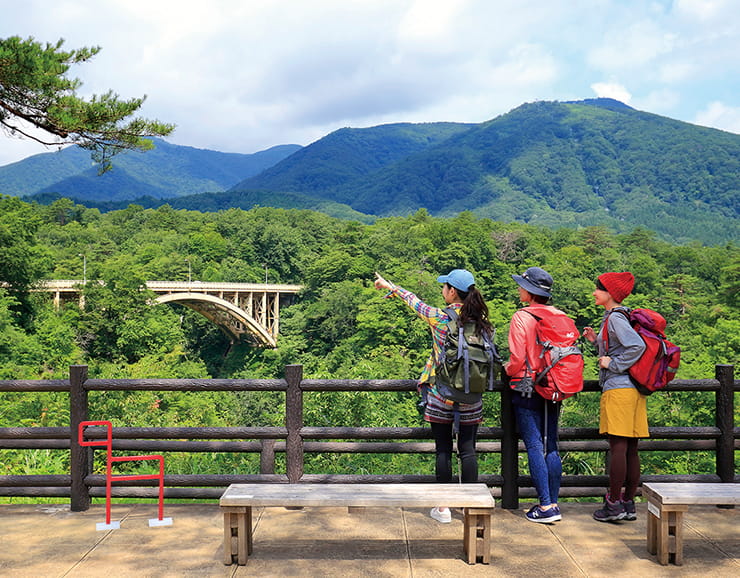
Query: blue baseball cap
437 269 475 292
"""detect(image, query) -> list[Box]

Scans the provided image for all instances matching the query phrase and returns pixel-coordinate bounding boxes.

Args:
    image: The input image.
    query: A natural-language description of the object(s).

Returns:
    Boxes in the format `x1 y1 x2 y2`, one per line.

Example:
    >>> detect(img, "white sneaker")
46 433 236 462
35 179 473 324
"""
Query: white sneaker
430 507 452 523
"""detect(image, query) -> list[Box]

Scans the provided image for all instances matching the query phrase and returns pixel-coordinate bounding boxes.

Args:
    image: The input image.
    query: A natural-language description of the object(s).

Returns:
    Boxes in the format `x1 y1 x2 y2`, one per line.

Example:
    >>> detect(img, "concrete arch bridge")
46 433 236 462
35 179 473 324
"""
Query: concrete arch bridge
39 280 302 347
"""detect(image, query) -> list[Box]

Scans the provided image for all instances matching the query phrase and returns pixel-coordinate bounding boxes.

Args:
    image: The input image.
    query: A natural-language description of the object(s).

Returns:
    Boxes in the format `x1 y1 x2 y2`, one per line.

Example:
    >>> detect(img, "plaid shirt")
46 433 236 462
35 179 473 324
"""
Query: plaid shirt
386 284 461 387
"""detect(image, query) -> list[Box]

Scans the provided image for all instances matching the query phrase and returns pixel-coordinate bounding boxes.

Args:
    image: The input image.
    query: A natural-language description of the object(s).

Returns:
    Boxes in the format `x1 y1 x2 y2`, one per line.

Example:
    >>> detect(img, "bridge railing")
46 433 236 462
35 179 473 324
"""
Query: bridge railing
0 364 735 510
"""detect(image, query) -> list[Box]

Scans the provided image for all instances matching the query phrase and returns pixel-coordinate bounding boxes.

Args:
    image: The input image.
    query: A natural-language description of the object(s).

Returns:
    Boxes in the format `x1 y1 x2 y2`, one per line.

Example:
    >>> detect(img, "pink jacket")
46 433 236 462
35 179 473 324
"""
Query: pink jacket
504 304 563 379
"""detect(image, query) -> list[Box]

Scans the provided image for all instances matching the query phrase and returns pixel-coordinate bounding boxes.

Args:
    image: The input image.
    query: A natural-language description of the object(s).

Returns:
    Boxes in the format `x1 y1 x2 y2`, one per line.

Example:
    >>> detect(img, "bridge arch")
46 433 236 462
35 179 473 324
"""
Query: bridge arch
36 280 301 347
156 293 276 346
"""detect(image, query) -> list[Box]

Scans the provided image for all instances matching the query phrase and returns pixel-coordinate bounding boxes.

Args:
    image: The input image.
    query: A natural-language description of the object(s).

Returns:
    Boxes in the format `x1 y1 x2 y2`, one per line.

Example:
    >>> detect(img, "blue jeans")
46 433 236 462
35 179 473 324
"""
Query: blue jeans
514 403 562 506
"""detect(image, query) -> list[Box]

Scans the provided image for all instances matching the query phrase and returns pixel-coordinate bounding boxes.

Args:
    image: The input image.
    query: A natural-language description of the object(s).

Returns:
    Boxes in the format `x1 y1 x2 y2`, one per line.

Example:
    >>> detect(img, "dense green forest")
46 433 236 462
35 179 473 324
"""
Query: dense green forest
1 195 737 486
5 99 739 246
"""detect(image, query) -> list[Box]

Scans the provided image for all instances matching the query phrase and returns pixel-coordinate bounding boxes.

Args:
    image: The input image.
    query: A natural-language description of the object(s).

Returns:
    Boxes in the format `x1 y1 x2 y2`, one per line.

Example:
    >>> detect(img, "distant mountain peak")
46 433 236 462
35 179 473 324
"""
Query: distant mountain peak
565 97 635 111
0 141 301 200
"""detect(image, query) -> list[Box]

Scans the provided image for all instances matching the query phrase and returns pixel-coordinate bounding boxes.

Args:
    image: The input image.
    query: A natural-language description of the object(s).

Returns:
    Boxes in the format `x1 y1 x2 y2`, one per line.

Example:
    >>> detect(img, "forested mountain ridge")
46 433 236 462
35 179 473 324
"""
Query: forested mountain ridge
2 98 738 244
231 122 474 193
0 140 301 201
230 99 740 245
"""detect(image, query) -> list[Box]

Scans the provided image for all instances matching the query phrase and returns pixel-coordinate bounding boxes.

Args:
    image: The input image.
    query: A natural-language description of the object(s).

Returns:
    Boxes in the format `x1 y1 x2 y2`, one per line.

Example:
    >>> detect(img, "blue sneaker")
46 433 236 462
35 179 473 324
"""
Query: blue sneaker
526 504 562 523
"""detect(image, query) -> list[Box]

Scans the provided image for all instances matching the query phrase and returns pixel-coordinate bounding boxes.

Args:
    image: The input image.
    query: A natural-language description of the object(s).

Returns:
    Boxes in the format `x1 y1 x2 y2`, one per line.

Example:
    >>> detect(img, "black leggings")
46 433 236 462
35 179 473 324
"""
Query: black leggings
430 422 479 483
608 435 640 501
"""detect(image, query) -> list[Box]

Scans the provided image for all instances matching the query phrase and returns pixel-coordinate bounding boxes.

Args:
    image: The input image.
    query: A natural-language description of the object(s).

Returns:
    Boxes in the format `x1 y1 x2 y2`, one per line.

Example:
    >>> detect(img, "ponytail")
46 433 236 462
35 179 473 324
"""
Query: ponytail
457 286 493 336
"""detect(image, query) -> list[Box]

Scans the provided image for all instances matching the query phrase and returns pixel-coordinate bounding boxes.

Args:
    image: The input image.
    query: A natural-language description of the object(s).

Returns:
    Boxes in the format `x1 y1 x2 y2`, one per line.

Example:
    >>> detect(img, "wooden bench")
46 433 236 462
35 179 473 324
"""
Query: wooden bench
219 483 495 566
643 482 739 566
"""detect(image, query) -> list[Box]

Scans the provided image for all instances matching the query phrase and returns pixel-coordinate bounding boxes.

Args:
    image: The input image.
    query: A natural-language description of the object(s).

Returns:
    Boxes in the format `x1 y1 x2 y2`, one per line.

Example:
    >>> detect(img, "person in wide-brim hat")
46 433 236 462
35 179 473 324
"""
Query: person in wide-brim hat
506 266 566 523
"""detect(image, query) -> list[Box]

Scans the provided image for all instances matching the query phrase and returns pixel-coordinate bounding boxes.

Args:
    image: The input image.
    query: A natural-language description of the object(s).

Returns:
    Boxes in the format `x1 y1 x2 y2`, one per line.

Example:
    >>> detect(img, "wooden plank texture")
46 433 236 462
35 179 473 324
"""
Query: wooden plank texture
219 483 495 508
642 483 740 505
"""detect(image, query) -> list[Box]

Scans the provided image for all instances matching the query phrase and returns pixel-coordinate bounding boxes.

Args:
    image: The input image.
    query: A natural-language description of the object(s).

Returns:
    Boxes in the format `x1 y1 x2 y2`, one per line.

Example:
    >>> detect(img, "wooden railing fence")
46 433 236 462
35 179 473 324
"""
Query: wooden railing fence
0 364 736 510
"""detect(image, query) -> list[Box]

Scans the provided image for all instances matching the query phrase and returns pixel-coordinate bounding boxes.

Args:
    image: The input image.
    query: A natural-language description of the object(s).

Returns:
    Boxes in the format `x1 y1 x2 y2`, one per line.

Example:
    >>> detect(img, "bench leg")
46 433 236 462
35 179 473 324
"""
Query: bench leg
646 509 657 555
657 509 669 565
222 506 253 565
223 511 233 565
647 501 687 566
463 508 492 564
672 510 685 566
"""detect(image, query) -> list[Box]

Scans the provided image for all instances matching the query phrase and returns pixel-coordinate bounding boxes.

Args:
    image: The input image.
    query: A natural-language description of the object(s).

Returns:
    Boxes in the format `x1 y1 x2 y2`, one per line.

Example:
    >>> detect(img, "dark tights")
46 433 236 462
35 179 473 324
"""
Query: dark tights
608 435 640 501
430 422 478 483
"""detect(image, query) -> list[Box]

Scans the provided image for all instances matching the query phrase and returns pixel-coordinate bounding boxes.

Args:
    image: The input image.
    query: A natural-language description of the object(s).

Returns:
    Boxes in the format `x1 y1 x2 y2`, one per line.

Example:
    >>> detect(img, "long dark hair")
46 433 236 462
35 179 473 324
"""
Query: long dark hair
455 285 493 336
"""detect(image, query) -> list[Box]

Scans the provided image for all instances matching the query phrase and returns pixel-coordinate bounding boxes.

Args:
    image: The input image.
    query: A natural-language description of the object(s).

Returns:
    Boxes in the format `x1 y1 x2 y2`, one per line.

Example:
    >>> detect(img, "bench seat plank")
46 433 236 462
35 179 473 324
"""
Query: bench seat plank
643 482 740 505
220 483 495 508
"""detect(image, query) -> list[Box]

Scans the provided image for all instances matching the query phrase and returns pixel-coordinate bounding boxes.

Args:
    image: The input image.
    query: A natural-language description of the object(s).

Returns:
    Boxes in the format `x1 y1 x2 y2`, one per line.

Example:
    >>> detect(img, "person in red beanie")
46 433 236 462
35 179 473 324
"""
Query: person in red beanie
583 272 647 522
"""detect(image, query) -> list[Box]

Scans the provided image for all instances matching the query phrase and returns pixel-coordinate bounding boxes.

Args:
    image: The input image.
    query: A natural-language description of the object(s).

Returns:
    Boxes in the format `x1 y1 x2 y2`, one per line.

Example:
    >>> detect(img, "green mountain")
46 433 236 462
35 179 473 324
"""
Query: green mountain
4 99 738 245
230 99 739 245
231 122 474 193
0 139 301 200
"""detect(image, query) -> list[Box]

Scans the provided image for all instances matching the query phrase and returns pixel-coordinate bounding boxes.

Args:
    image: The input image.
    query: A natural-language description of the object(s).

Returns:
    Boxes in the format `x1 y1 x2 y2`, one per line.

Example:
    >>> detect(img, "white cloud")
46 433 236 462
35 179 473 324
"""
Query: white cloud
488 44 559 88
397 0 468 46
694 102 740 134
588 19 678 72
0 0 738 166
634 89 681 116
675 0 730 21
590 82 632 104
658 59 699 83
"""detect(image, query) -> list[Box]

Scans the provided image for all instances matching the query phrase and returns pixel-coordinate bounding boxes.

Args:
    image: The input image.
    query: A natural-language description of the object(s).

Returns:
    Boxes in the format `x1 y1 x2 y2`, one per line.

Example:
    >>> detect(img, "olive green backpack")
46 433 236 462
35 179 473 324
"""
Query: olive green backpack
435 308 501 402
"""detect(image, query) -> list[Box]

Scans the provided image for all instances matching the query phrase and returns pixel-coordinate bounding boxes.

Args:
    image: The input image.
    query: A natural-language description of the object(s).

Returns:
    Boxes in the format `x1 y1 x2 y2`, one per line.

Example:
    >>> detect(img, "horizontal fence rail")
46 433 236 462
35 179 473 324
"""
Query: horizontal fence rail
0 364 735 509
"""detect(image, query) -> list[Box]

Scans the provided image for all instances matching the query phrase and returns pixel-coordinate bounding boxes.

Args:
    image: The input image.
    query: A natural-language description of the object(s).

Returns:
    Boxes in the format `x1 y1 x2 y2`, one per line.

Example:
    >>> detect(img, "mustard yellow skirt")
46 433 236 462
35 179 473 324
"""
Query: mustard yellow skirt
600 387 649 438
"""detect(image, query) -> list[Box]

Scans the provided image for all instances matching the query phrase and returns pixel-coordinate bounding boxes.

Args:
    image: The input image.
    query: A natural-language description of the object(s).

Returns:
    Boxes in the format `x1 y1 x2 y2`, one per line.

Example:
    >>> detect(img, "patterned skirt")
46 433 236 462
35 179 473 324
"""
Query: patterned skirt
424 390 483 425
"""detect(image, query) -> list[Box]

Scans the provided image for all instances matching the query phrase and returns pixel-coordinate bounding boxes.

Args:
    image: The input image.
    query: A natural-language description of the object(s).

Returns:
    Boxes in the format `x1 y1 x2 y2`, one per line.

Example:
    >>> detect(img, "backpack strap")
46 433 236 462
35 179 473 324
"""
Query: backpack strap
521 309 543 379
480 327 498 391
603 308 631 353
460 322 470 394
444 308 471 394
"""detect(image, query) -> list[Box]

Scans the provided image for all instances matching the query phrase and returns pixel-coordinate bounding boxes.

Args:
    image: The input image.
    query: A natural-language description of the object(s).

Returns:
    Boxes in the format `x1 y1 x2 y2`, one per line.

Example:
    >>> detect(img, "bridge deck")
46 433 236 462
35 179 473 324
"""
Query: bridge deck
2 501 736 576
33 280 302 345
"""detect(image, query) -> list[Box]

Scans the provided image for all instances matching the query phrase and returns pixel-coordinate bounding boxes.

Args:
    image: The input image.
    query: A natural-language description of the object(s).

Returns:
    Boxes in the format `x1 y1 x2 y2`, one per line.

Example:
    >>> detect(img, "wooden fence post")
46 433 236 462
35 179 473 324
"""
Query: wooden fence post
260 439 276 474
500 377 519 509
715 364 734 484
69 365 90 511
285 364 304 483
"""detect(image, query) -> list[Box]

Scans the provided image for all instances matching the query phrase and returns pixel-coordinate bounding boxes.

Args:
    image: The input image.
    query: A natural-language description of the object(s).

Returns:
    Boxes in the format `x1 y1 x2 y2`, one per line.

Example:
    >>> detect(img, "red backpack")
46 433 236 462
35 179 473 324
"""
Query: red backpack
523 309 584 401
605 308 681 395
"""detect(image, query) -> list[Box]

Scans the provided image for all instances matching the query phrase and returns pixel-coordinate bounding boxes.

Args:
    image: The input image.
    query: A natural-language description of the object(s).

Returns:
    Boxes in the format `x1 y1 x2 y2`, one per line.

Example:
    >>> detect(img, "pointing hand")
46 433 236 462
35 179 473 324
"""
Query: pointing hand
374 272 391 291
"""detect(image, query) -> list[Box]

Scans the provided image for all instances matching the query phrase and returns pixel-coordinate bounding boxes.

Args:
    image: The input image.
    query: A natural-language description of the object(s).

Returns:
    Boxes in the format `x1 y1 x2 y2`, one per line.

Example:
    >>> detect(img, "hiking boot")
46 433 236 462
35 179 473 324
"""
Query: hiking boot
593 496 626 522
430 507 451 523
621 495 636 521
526 504 562 523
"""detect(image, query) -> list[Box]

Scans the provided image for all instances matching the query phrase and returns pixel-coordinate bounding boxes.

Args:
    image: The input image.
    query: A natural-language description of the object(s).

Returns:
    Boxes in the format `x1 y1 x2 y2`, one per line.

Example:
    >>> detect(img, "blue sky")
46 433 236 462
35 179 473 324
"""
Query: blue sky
1 0 738 166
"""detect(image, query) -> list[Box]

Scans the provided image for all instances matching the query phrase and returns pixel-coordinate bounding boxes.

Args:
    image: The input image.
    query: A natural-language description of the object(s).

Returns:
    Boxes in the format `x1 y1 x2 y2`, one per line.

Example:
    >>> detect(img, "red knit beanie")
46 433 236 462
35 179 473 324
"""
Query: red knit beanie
597 272 635 303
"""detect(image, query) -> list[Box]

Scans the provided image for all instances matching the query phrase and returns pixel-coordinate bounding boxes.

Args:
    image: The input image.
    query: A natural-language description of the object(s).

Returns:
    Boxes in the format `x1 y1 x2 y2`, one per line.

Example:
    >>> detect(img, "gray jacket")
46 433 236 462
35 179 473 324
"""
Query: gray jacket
596 308 646 391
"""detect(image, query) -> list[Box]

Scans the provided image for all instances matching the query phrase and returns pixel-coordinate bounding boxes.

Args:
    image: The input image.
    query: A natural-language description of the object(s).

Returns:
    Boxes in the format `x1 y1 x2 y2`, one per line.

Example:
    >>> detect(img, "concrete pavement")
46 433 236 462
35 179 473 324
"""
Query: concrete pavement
0 501 737 577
